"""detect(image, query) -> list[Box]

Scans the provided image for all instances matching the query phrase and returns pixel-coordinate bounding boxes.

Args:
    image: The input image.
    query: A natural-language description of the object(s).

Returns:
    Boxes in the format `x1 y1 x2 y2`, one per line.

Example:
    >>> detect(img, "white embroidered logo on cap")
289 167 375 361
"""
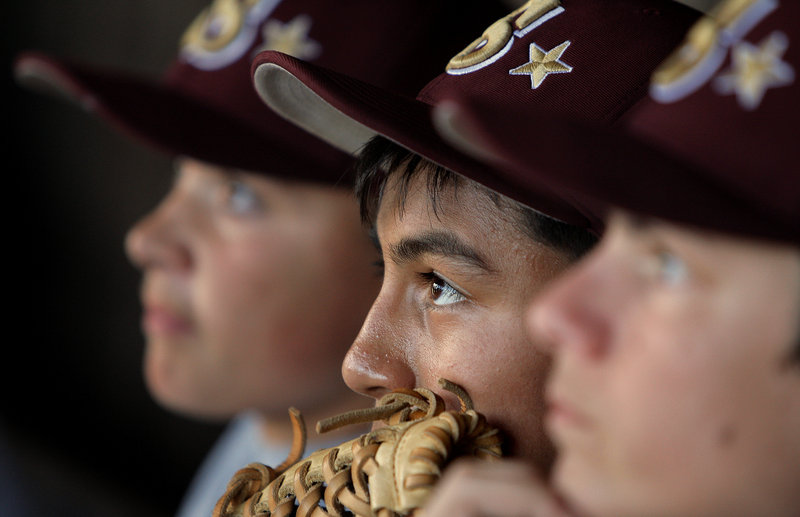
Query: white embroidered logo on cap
509 40 572 88
714 31 794 110
180 0 280 71
649 0 794 108
446 0 564 76
254 14 321 60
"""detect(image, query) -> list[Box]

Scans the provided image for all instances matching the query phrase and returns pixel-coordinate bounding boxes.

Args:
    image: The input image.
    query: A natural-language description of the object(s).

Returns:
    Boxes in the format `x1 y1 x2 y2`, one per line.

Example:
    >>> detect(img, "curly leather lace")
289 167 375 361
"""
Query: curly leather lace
213 378 501 517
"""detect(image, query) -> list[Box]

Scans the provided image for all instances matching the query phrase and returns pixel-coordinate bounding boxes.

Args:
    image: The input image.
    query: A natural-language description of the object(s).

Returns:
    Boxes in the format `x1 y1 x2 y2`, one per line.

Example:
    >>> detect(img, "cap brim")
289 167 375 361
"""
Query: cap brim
434 93 799 244
14 52 349 179
251 50 599 230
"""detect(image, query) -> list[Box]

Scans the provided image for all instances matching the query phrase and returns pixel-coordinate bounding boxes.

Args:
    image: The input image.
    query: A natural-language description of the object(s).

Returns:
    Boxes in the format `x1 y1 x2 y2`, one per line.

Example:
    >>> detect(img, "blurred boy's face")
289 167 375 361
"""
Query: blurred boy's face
342 171 571 469
126 158 381 419
530 212 800 517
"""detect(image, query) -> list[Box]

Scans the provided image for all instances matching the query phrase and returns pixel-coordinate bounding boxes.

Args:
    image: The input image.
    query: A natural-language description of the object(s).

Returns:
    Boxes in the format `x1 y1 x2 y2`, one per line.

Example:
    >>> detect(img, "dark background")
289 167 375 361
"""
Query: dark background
2 1 717 516
5 2 223 516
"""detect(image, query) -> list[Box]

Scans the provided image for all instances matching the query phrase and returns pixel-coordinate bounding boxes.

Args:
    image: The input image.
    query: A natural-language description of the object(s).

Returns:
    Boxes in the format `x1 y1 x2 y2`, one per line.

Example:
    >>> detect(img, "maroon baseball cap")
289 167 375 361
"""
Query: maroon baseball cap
13 0 508 183
250 0 700 232
434 0 799 244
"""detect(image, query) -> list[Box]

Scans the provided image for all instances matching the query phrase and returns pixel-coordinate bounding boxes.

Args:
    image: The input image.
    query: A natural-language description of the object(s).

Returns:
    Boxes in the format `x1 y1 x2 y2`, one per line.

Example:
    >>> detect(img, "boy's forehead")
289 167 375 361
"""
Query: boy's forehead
609 209 800 268
608 211 726 252
376 171 508 235
371 173 554 277
385 165 510 215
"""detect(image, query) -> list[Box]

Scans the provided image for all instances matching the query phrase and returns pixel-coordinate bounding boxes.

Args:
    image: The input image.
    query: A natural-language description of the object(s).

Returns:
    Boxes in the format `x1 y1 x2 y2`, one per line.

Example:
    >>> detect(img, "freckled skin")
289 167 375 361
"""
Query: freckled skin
343 173 573 473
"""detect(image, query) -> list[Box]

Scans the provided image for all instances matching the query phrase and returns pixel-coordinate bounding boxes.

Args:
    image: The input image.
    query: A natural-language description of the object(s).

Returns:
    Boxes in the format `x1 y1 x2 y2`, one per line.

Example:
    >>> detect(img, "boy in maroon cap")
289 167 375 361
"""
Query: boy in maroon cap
424 0 799 515
250 0 700 485
14 1 508 516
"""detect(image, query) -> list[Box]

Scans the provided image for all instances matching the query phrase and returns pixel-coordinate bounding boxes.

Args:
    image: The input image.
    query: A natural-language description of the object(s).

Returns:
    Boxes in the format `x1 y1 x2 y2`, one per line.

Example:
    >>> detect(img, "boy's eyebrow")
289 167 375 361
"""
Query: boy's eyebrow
614 211 656 232
388 230 493 272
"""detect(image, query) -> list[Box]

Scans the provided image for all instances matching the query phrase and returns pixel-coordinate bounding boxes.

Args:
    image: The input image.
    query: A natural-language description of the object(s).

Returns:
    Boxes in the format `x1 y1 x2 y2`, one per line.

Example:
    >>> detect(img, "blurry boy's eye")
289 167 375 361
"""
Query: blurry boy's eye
426 273 466 306
654 250 688 286
227 180 263 214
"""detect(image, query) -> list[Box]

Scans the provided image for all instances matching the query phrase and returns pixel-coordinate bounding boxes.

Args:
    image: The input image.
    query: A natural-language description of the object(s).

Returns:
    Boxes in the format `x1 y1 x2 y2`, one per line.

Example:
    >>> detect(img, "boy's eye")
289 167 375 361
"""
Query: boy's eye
226 180 263 214
655 250 688 286
428 273 466 306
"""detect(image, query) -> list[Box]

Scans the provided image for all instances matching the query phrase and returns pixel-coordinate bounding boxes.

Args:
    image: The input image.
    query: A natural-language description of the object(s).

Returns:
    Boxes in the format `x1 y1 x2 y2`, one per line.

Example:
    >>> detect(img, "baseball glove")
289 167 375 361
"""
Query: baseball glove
213 378 503 517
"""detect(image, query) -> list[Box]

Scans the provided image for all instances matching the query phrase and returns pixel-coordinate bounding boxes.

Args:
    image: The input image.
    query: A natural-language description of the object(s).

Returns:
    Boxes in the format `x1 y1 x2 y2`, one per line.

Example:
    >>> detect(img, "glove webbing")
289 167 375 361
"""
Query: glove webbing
213 379 502 517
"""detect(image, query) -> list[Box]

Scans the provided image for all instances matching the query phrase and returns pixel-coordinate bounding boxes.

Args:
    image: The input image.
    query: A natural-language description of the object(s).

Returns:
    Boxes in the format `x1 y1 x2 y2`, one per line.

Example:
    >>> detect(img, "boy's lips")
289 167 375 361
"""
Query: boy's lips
142 304 193 337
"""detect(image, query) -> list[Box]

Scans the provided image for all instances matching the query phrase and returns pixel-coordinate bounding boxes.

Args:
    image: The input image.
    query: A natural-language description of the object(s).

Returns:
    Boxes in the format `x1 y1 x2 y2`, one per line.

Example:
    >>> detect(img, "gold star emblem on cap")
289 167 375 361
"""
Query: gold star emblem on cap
714 31 794 110
509 40 573 89
256 14 321 60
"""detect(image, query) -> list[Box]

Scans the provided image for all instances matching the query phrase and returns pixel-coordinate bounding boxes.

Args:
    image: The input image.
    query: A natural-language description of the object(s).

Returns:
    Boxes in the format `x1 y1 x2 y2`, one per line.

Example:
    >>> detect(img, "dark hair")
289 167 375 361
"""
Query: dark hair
354 136 597 260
